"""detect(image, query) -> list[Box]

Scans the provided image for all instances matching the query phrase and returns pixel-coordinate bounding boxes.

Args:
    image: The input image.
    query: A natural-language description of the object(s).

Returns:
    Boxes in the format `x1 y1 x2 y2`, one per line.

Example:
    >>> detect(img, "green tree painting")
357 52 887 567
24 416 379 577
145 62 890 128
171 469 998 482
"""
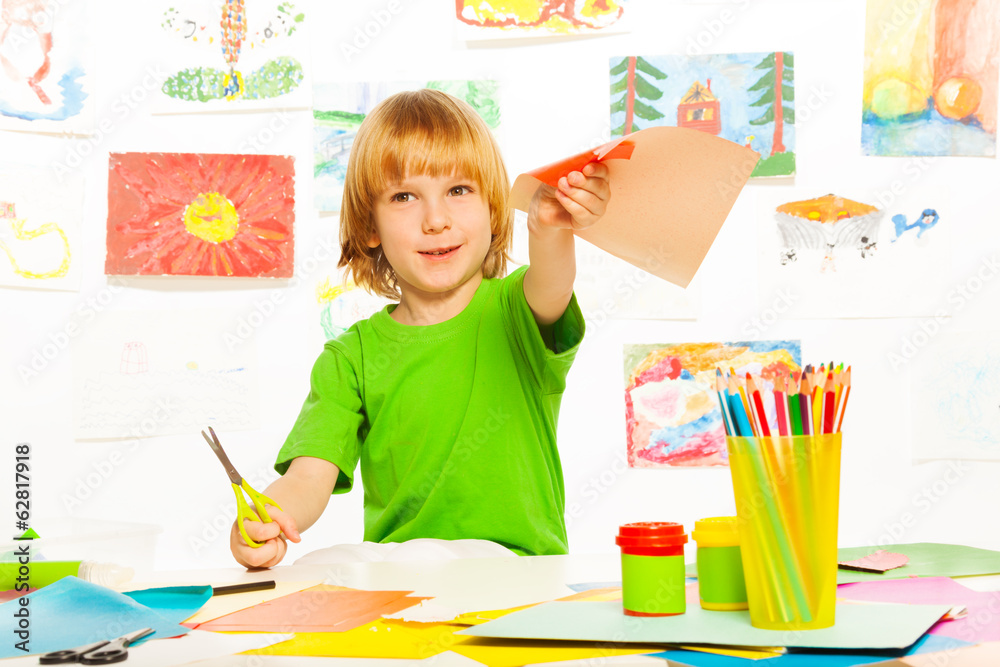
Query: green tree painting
748 52 795 177
610 57 667 137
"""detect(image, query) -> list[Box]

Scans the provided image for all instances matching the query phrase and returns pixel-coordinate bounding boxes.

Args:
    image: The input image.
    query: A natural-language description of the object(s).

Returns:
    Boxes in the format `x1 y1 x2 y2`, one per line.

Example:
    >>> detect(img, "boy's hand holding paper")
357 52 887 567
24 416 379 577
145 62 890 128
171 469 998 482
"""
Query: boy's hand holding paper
528 162 611 233
511 127 759 288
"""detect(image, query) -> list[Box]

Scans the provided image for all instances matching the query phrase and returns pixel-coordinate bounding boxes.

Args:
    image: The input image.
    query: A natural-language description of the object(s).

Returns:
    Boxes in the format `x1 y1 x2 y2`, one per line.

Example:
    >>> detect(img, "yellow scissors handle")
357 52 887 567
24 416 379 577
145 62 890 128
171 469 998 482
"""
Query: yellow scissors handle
233 481 283 549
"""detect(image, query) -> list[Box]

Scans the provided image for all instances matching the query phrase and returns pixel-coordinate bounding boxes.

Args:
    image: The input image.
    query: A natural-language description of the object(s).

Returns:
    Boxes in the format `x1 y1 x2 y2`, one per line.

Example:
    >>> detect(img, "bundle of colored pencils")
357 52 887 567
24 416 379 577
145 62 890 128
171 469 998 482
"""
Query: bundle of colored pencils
715 364 850 438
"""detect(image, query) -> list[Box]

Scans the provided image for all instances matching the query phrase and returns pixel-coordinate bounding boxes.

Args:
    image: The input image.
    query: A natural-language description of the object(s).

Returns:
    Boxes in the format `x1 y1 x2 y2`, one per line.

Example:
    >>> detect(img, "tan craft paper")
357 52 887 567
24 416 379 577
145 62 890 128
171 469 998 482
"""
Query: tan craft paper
510 127 759 288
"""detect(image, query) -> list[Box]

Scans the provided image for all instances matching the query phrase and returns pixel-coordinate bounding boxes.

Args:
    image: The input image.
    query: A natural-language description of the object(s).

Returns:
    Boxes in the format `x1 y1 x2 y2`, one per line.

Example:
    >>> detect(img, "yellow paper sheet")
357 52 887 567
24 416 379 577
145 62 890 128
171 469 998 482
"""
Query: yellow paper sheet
184 580 326 625
452 638 664 667
510 126 759 288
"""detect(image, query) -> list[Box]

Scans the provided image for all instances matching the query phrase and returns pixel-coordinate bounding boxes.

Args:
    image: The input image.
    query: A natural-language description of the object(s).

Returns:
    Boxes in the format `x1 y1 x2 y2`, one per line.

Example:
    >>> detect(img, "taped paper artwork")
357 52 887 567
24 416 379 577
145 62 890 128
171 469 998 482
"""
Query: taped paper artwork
106 152 295 278
624 341 801 467
455 0 626 40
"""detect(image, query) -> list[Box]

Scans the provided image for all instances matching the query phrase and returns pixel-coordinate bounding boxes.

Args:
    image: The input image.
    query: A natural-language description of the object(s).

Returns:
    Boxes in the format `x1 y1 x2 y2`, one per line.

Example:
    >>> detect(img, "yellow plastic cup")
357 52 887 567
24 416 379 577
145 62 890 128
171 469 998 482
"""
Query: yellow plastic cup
725 433 842 630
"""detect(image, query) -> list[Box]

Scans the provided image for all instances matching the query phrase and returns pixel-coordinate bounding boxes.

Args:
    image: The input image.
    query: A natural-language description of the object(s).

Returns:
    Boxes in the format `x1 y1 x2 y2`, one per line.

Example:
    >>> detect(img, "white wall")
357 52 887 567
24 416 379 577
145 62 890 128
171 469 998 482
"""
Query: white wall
2 0 998 572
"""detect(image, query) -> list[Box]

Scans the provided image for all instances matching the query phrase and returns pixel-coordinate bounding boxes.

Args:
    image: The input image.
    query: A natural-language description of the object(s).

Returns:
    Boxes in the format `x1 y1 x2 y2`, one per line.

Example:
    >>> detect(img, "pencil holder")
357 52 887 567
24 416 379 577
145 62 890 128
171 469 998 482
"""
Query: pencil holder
725 433 842 630
692 516 748 611
616 522 688 617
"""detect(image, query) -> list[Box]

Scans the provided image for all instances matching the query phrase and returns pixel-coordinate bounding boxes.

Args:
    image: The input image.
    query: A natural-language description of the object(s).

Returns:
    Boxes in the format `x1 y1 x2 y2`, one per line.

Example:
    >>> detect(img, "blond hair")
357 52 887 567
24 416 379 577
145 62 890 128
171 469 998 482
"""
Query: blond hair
338 88 512 299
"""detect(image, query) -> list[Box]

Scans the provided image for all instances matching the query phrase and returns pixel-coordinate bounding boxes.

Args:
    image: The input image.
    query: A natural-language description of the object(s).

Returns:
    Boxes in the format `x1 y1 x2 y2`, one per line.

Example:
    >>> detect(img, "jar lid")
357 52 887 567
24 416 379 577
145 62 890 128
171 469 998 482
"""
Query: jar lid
692 516 740 546
616 521 688 548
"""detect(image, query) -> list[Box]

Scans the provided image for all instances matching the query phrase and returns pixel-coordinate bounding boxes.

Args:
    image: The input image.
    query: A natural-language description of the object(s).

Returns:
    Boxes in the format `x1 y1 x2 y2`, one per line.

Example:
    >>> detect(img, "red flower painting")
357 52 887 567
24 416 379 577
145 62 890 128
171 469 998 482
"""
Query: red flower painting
106 153 294 277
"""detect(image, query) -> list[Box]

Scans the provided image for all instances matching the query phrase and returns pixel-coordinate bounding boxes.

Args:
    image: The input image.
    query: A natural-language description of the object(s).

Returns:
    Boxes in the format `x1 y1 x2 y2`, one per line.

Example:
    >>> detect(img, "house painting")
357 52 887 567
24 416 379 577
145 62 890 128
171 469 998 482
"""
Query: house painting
677 79 721 135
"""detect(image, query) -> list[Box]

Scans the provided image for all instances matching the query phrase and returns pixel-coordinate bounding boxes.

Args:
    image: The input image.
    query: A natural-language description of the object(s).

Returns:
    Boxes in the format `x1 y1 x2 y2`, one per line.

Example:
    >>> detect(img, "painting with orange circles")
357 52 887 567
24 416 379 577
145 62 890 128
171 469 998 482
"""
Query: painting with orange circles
862 0 999 156
106 153 294 277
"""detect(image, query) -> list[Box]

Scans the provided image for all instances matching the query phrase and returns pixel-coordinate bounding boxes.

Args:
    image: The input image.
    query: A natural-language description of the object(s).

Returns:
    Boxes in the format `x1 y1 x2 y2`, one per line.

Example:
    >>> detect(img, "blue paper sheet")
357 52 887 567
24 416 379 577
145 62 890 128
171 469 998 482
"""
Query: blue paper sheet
652 633 974 666
0 576 190 658
123 585 213 624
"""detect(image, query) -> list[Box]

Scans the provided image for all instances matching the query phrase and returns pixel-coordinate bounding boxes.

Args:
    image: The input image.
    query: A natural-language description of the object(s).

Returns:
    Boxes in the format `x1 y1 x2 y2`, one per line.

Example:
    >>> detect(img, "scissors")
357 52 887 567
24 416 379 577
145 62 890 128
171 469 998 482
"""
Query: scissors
201 426 282 548
39 627 154 664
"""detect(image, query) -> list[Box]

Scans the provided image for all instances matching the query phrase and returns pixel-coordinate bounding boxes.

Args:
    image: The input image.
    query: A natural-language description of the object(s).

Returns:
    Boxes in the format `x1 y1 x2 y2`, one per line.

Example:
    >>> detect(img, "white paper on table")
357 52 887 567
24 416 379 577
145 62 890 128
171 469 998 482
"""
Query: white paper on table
72 309 259 439
0 167 84 291
912 331 1000 461
756 188 953 318
0 0 96 134
147 0 312 113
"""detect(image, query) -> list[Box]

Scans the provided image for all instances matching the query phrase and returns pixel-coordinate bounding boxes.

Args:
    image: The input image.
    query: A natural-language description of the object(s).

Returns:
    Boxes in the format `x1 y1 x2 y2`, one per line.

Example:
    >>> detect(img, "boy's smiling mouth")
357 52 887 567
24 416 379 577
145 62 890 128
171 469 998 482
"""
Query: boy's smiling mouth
419 245 460 258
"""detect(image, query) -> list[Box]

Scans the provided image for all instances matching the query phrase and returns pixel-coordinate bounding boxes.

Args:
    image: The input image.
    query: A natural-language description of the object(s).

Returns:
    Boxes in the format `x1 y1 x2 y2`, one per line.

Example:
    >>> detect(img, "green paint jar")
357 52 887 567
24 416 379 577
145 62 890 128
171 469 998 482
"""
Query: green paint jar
616 522 688 616
692 516 749 611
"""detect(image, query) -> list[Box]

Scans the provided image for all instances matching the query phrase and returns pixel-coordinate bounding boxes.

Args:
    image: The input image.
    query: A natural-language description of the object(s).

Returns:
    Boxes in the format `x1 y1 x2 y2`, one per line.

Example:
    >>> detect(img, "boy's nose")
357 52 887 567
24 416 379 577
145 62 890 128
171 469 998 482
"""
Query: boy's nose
422 200 452 233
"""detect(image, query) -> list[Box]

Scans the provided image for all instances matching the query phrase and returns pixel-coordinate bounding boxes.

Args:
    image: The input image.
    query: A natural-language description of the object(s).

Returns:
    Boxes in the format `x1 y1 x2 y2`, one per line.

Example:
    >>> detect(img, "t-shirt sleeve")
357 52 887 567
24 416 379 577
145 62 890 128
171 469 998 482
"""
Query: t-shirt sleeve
275 342 365 494
500 265 586 394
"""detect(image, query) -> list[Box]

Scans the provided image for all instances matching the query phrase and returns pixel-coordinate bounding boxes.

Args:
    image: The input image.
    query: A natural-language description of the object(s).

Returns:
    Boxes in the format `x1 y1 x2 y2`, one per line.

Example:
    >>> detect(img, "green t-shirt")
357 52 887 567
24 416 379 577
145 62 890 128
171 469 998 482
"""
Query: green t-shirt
276 266 585 555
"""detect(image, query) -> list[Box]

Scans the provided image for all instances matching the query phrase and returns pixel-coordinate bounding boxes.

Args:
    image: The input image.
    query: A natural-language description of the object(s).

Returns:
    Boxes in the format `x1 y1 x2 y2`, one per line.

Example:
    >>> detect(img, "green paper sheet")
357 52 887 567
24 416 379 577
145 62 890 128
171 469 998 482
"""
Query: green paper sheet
457 600 950 650
123 585 213 624
684 543 1000 583
835 543 1000 584
0 576 189 658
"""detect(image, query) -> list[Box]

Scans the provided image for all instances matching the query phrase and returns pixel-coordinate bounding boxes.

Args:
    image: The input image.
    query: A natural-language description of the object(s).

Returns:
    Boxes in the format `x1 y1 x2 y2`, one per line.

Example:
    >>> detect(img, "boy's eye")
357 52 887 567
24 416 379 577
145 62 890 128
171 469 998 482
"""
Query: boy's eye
449 185 471 196
390 192 412 203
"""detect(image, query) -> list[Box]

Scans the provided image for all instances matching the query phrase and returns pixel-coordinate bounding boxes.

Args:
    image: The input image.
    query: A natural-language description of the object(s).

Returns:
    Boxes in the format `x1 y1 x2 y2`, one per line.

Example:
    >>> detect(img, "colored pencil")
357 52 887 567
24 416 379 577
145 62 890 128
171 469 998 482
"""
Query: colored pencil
787 371 803 436
731 367 758 437
728 388 754 437
799 372 813 436
822 372 836 434
774 372 789 437
835 366 852 433
747 373 771 437
715 368 734 437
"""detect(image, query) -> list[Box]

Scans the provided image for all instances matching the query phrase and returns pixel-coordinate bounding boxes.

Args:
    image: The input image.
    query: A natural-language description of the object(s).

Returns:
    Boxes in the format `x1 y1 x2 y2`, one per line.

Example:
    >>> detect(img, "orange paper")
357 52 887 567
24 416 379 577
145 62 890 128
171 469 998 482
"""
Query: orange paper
510 127 759 288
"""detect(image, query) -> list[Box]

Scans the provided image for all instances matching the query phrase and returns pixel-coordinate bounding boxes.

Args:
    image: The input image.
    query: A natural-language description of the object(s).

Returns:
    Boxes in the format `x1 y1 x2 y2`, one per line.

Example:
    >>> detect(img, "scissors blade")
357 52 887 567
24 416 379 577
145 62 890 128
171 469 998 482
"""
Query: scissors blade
79 628 154 665
201 427 244 486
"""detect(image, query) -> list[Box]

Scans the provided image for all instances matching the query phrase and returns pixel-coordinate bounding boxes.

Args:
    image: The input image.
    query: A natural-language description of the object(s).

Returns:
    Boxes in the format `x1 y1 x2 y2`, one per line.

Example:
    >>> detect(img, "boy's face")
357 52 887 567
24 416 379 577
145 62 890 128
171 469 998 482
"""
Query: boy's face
370 170 492 302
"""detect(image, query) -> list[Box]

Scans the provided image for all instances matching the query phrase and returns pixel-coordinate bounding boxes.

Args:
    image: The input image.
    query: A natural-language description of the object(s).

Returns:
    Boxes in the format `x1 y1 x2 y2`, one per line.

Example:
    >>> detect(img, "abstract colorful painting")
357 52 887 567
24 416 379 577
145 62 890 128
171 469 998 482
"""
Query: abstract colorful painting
624 341 801 468
455 0 626 39
72 310 259 438
913 332 1000 461
153 0 309 112
106 153 294 278
0 167 82 291
757 189 951 318
863 0 999 156
0 0 95 133
610 52 795 178
313 80 500 211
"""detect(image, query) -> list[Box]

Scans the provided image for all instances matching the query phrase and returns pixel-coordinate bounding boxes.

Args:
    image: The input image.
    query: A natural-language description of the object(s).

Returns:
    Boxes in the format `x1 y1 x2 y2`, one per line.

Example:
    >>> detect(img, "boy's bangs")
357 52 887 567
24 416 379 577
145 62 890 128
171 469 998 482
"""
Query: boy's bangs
376 121 488 192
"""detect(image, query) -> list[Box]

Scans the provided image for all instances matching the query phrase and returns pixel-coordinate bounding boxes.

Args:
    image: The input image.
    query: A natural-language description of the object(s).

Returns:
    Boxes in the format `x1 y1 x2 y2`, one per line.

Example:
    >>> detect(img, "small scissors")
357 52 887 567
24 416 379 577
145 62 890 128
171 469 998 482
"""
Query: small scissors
39 627 154 664
201 426 282 548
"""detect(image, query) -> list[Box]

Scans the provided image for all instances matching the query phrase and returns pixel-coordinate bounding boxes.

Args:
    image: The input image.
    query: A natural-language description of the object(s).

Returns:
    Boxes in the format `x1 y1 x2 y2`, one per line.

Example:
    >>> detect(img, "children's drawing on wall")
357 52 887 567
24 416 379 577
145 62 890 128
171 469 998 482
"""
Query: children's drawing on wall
455 0 625 39
610 52 795 178
757 189 952 318
0 0 95 133
316 275 388 340
106 152 295 278
624 341 801 467
863 0 998 156
155 0 308 111
313 80 500 211
0 168 82 290
73 310 259 439
912 332 1000 461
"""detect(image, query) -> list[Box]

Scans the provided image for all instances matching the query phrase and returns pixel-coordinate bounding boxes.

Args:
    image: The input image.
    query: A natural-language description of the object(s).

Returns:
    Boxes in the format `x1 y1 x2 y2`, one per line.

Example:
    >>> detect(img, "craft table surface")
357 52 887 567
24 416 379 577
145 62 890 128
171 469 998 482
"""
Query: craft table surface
130 555 1000 667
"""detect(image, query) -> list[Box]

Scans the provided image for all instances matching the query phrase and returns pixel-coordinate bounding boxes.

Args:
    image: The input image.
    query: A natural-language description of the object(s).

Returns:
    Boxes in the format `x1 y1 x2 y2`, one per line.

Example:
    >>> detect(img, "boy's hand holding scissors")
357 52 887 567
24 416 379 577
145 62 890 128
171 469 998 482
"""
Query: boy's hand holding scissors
230 507 300 569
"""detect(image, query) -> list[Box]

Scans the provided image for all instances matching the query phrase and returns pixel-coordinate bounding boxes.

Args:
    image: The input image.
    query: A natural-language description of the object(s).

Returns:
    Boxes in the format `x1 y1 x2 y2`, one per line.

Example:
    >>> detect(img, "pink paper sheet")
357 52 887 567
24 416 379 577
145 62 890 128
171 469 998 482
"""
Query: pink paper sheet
838 576 1000 643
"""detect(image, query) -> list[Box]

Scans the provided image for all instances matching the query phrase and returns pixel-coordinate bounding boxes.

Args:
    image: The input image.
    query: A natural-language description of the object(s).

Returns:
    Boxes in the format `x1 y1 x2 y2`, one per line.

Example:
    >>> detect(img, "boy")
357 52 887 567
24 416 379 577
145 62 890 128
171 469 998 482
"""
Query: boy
231 89 610 568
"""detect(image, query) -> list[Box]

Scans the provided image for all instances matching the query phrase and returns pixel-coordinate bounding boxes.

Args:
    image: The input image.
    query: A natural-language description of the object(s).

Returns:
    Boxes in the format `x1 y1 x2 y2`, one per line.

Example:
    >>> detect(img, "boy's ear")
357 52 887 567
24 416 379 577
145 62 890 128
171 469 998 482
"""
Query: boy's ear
367 230 381 248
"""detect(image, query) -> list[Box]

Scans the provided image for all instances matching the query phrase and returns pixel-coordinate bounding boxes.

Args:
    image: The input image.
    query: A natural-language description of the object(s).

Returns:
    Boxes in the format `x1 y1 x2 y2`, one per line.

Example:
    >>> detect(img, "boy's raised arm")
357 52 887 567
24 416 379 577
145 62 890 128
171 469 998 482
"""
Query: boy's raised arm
230 455 340 569
523 162 610 325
